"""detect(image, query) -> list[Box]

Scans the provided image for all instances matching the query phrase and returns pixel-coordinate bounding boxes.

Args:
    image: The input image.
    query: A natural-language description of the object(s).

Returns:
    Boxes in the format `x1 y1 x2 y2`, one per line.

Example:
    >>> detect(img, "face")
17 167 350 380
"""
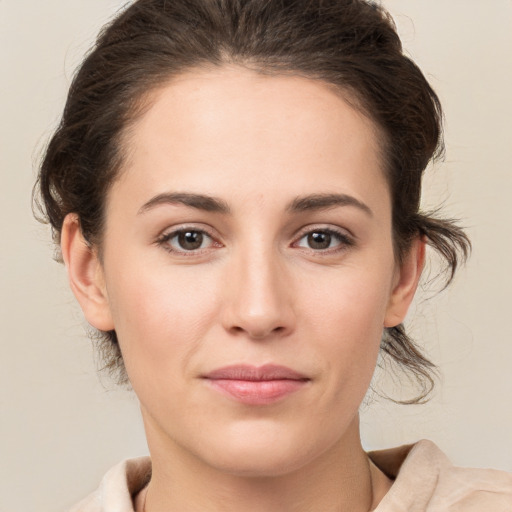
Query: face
65 66 422 477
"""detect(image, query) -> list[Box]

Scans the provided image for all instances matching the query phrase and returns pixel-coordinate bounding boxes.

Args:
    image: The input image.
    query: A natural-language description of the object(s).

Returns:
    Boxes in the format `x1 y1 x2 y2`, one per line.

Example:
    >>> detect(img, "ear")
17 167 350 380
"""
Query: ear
61 214 115 331
384 237 425 328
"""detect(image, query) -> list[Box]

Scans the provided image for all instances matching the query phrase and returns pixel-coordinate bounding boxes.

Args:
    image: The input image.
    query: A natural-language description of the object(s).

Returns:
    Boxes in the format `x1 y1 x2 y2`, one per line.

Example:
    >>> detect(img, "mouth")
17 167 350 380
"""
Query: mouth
202 364 310 405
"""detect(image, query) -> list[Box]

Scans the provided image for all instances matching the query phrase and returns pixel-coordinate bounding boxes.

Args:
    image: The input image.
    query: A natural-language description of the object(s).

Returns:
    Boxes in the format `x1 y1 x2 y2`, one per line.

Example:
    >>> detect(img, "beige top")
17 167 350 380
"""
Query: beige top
69 440 512 511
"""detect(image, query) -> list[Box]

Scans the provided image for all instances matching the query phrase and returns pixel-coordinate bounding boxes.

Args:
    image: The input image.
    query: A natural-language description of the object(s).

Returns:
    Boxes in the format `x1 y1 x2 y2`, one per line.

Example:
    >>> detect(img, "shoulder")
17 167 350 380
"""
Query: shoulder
68 456 151 512
370 440 512 511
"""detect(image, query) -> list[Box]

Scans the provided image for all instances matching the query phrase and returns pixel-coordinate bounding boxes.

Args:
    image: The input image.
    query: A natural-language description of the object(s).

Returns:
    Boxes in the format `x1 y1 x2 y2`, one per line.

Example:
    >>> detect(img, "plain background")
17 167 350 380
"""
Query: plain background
1 1 511 510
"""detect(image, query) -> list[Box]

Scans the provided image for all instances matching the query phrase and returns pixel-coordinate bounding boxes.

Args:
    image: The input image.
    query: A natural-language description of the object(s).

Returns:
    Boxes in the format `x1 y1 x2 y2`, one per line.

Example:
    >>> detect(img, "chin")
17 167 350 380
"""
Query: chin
196 420 332 478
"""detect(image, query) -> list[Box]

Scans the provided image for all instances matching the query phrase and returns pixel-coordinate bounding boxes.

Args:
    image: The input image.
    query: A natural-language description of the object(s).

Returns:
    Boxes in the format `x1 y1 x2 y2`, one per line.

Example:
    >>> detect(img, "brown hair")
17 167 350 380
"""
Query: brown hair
34 0 470 402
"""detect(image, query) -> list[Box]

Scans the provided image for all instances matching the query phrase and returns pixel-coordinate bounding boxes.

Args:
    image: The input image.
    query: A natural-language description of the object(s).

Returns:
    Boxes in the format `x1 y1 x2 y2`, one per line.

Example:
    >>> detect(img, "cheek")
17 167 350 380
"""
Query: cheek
104 262 222 381
298 264 392 386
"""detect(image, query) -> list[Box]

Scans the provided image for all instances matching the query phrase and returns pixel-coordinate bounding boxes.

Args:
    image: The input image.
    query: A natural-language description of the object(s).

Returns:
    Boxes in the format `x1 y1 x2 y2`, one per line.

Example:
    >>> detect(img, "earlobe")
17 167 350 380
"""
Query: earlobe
384 237 425 328
61 214 115 331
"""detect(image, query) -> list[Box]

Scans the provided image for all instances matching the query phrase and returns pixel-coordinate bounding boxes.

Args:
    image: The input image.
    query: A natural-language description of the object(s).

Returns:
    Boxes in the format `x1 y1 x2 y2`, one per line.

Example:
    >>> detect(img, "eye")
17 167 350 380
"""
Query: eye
295 228 353 252
157 228 218 253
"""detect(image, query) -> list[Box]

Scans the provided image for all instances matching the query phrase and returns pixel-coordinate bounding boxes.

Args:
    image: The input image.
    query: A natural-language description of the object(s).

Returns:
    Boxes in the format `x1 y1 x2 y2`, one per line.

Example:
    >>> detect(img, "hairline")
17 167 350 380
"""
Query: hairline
90 61 395 260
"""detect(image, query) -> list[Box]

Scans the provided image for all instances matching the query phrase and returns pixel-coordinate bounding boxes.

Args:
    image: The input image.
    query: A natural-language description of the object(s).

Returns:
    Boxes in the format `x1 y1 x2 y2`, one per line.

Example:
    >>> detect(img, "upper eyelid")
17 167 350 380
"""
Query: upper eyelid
157 223 218 240
156 227 221 256
293 224 355 240
155 225 220 250
291 226 356 254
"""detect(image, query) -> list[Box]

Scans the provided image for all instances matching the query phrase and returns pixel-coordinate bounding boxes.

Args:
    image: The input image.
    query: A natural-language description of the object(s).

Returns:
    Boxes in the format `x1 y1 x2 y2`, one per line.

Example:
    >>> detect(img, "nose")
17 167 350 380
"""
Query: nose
221 247 296 340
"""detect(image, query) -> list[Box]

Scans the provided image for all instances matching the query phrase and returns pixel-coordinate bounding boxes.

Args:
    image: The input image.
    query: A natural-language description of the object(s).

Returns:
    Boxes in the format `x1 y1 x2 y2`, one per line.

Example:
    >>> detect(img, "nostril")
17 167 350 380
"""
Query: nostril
228 324 286 339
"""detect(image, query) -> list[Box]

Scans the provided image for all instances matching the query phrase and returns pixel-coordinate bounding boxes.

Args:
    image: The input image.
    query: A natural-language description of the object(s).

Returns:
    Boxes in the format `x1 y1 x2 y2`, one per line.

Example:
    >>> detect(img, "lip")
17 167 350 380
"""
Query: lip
202 364 310 405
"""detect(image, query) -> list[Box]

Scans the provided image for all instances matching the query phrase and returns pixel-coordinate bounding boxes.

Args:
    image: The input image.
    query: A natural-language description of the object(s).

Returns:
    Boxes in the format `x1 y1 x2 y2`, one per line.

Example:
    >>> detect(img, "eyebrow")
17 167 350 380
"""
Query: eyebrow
138 191 372 217
287 193 373 216
138 192 231 215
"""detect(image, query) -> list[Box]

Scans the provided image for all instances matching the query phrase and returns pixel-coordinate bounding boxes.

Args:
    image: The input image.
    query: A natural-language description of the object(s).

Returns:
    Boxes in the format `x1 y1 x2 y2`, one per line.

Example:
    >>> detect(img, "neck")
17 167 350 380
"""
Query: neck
142 414 390 512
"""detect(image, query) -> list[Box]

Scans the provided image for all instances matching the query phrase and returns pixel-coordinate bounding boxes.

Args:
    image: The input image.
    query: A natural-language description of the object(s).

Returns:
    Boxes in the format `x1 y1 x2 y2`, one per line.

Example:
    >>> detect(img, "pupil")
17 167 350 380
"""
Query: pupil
179 231 203 250
308 232 331 249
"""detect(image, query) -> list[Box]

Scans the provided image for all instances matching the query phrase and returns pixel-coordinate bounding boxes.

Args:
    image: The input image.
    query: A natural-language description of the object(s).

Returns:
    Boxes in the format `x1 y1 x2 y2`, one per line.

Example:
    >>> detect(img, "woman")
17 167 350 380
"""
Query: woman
34 0 512 510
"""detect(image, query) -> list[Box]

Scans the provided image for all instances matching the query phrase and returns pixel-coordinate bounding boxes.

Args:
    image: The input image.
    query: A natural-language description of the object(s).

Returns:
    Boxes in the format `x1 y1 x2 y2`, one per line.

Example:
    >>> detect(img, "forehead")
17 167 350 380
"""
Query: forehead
114 66 388 212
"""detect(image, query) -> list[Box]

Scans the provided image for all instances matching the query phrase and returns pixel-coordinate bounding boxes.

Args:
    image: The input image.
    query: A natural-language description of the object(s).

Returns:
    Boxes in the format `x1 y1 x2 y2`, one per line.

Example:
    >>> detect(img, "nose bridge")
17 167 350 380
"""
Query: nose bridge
223 238 294 339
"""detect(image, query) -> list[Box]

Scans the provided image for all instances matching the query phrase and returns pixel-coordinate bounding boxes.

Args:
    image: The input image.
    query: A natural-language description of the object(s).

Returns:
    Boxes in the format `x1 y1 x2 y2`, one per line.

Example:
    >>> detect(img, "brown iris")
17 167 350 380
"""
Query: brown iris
307 232 332 250
178 231 204 250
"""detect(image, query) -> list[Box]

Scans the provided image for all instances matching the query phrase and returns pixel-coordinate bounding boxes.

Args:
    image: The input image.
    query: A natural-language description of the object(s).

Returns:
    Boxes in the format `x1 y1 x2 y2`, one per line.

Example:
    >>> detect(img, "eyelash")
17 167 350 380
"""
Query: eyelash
155 226 355 256
156 226 220 256
293 227 355 254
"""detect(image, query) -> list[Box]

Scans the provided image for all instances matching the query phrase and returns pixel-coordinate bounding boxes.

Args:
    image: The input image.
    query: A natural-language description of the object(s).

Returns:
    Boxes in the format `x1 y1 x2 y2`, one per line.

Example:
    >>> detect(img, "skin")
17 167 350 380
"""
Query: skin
62 66 424 511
